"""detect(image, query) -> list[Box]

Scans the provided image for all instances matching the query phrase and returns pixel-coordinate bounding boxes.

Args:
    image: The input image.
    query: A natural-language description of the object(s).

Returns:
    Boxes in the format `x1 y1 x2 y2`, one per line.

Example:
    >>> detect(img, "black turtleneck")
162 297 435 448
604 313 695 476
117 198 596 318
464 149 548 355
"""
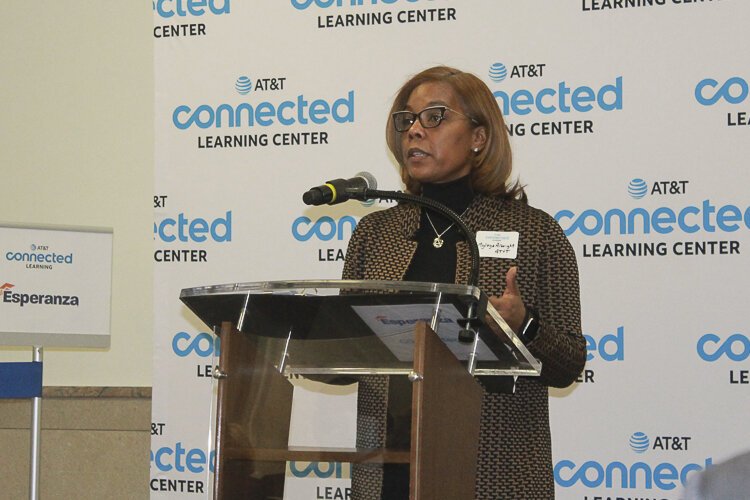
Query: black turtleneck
403 174 476 284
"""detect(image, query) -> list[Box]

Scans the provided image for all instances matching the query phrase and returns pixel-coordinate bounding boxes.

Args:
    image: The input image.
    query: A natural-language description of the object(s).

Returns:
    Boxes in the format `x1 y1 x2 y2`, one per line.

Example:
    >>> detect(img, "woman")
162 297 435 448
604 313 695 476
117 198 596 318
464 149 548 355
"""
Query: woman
342 66 586 499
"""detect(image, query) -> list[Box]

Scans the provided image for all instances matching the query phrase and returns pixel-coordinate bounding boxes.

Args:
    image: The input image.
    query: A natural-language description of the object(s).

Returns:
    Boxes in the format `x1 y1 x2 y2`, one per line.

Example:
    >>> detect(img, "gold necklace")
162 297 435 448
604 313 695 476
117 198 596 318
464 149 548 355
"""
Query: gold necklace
424 208 468 248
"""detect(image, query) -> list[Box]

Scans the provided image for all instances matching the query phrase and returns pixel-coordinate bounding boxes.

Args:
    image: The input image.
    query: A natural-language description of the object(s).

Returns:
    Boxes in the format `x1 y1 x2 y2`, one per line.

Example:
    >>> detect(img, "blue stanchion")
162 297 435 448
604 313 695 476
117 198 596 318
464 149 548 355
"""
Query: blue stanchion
0 362 43 398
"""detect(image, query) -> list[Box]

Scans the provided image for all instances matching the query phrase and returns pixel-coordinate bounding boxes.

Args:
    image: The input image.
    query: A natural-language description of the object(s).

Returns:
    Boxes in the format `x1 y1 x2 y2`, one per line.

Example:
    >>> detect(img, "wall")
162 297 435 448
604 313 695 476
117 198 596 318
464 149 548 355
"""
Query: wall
0 1 153 387
0 388 150 499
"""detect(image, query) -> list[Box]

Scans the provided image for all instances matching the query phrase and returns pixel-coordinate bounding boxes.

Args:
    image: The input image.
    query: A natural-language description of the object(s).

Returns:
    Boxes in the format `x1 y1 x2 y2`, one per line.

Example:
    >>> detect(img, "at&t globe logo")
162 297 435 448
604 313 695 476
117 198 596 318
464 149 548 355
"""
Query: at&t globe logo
628 178 648 199
629 432 650 454
489 63 508 83
235 76 252 95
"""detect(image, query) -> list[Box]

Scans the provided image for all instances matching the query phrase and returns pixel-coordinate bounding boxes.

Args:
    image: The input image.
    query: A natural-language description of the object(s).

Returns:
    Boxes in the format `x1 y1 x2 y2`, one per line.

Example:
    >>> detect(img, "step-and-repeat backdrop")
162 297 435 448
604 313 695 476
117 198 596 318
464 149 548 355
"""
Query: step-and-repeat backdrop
151 1 749 498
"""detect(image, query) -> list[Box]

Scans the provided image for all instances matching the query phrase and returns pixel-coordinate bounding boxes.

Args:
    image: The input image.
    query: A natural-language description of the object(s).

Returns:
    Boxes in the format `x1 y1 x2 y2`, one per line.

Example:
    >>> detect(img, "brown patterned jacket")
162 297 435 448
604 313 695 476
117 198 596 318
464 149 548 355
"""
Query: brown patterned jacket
342 194 586 499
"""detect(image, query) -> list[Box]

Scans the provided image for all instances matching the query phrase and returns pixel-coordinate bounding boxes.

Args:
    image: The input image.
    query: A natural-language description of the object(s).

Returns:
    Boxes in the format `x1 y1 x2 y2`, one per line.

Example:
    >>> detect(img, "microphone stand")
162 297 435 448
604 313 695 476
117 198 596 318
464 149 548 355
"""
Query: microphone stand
354 189 485 371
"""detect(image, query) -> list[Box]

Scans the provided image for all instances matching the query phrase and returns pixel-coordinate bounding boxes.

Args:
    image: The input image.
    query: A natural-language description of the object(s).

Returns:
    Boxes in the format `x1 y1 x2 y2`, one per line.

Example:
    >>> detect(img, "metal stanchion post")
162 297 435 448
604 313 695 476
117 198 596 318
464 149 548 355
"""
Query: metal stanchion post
29 346 42 500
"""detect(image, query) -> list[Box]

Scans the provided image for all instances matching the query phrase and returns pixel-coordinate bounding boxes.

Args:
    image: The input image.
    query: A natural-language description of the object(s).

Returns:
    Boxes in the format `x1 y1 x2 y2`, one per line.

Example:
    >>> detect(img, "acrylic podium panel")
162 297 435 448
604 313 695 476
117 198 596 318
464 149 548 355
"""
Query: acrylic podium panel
180 280 542 500
180 280 541 378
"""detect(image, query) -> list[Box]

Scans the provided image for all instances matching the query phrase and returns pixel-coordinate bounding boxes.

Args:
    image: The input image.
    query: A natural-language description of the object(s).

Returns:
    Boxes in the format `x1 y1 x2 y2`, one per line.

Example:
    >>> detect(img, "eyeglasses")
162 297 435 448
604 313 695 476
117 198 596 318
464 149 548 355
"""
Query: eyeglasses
391 106 479 133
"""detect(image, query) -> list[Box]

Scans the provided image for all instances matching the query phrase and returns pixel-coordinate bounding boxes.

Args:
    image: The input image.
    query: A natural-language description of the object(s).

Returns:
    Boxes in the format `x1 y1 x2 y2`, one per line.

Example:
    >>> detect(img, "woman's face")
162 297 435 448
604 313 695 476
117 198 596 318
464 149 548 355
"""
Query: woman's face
399 81 486 185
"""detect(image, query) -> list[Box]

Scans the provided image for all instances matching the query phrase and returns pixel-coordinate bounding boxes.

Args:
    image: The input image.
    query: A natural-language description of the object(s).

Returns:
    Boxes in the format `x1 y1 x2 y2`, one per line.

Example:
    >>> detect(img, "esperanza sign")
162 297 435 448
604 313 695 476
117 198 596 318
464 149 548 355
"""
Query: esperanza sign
0 223 113 348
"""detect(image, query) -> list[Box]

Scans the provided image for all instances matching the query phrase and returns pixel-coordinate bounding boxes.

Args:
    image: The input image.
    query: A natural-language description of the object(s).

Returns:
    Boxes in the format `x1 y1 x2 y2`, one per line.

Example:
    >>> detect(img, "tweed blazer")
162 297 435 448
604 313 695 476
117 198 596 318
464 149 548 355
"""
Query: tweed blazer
342 194 586 499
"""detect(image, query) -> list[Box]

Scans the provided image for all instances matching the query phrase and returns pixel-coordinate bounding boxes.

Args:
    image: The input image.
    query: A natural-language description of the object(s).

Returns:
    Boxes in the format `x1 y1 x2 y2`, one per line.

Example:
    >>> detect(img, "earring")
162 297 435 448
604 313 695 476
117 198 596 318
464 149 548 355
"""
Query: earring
473 147 480 153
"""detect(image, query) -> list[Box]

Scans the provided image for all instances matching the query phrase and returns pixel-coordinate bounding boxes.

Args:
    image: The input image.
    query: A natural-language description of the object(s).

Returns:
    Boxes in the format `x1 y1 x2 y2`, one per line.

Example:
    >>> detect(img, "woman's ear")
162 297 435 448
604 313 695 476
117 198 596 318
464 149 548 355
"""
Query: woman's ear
472 126 488 151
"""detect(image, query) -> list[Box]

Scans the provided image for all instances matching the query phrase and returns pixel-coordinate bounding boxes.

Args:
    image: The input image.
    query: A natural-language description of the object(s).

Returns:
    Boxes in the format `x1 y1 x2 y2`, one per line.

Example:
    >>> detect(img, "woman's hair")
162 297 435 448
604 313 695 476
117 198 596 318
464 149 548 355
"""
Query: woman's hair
385 66 525 200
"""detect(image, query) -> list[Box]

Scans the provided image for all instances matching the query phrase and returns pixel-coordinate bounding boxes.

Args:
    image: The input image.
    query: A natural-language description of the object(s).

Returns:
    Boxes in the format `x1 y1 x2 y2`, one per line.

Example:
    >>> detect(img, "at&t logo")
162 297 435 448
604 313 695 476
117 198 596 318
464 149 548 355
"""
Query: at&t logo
235 76 251 95
629 432 649 454
489 63 507 83
489 61 545 83
555 433 707 491
628 179 648 199
235 75 287 95
628 178 689 199
629 432 691 453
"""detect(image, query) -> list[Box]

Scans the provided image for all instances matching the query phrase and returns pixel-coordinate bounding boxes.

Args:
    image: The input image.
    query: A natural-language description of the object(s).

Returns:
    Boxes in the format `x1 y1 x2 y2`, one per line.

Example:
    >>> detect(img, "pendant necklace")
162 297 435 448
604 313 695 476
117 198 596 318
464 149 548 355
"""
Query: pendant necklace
425 209 468 249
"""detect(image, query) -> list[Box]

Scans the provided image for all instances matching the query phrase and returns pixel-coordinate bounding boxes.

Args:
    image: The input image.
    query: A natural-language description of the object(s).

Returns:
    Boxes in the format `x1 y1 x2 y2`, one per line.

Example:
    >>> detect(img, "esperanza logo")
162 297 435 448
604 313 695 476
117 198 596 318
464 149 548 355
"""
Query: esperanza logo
697 333 750 362
153 0 230 18
493 77 622 117
376 315 454 326
695 77 748 106
292 215 357 242
291 0 426 10
2 285 80 307
172 92 355 130
555 200 750 237
172 332 220 358
554 457 712 490
154 211 232 243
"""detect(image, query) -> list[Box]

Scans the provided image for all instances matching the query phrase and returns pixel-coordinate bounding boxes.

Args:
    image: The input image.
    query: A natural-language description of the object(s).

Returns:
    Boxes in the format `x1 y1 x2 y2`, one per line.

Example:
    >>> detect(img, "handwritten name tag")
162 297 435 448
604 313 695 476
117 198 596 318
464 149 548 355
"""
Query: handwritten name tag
476 231 519 259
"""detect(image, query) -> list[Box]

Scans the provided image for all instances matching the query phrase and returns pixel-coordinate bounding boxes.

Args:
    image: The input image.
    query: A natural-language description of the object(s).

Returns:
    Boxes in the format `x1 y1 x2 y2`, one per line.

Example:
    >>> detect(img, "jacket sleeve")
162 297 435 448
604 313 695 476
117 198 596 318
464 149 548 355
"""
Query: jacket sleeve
341 213 370 281
525 214 586 388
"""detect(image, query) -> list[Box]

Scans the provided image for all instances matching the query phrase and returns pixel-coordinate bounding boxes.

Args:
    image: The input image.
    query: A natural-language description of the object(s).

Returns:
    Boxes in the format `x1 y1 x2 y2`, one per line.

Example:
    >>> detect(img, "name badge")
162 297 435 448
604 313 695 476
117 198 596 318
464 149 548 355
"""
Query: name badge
476 231 519 259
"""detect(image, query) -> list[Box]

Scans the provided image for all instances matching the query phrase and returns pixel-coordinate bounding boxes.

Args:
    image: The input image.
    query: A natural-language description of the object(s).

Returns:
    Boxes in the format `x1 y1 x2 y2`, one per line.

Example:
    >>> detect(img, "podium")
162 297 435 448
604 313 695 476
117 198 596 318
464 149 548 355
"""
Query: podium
180 280 541 500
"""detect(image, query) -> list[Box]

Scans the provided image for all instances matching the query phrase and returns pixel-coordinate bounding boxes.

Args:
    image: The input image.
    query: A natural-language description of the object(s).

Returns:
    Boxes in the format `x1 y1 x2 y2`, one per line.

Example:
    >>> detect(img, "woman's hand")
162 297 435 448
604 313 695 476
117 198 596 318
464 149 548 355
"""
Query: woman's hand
488 266 527 333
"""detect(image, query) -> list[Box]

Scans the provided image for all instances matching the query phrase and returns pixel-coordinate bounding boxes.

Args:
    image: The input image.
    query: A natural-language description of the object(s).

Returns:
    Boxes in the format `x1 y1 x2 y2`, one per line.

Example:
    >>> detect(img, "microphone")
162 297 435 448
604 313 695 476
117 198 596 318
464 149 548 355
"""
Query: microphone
302 172 377 206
